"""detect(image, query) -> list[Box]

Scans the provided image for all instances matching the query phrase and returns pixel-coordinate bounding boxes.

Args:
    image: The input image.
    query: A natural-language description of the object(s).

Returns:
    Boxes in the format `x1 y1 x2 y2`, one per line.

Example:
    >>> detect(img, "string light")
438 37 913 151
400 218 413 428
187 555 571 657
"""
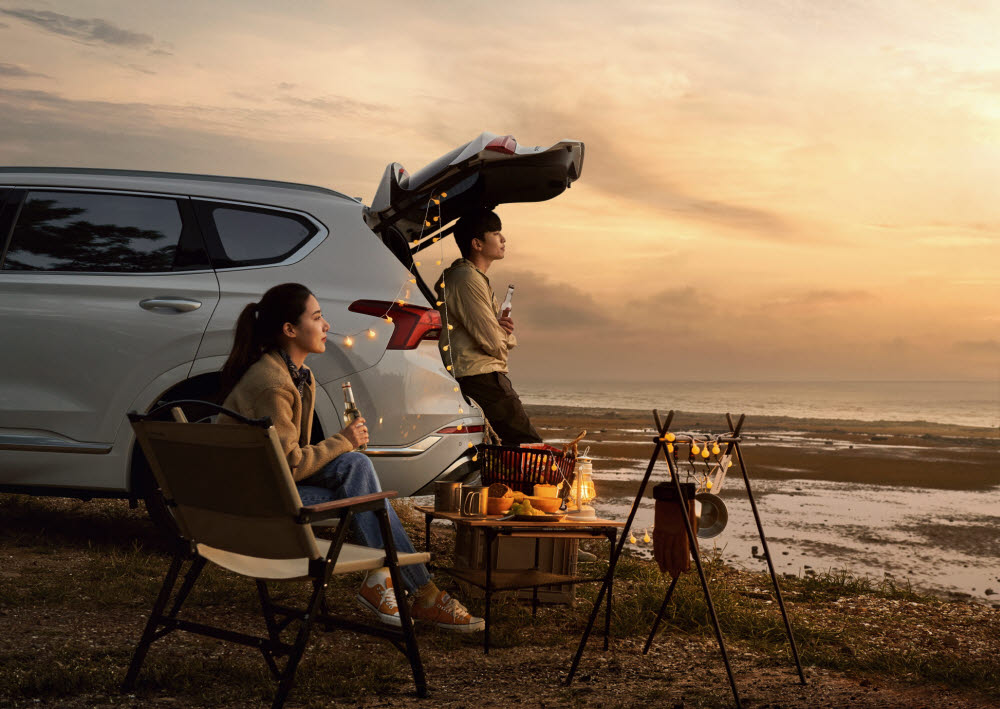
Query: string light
629 532 637 544
665 432 675 442
367 329 376 339
642 528 651 544
343 335 354 347
691 443 701 456
384 316 393 324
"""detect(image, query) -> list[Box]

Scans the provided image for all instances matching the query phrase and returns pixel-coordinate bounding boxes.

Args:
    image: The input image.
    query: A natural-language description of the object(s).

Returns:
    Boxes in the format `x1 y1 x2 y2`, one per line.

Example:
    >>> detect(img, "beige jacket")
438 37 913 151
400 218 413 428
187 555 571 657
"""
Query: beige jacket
217 350 353 481
435 258 517 378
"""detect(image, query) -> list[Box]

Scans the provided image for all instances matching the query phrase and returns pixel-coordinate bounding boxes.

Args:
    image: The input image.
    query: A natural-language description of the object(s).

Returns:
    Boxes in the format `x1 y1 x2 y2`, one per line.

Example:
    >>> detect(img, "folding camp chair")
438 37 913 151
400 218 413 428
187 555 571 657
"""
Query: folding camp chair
123 402 430 708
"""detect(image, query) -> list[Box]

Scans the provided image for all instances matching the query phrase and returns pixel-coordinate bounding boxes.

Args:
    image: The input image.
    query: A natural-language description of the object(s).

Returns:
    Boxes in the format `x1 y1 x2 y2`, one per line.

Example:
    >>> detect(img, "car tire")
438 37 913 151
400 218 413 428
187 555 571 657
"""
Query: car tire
131 442 180 538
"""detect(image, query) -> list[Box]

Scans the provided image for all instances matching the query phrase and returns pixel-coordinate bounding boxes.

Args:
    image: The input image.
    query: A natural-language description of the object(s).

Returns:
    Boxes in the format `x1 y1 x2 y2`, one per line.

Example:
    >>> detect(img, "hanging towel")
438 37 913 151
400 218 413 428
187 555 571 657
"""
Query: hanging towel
652 482 698 578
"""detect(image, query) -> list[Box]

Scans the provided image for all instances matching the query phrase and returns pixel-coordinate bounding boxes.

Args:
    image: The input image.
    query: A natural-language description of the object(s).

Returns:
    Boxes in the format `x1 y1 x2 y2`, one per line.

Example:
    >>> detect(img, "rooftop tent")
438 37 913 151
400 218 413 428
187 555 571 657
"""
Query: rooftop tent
365 132 585 247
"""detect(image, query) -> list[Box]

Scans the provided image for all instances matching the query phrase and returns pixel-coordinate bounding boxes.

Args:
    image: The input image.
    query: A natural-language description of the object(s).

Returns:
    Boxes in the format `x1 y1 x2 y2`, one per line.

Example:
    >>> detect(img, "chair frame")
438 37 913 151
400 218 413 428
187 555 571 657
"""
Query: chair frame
122 403 427 708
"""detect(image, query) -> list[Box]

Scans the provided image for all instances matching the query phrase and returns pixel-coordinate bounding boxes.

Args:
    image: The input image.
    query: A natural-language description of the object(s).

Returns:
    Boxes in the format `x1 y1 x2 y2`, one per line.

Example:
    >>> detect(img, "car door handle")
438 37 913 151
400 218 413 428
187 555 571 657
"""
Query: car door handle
139 298 203 313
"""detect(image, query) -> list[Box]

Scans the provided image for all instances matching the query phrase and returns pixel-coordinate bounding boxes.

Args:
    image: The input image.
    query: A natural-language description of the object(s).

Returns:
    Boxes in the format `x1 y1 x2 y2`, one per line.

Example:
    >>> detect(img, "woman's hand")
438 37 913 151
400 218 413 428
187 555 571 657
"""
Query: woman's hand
340 416 369 449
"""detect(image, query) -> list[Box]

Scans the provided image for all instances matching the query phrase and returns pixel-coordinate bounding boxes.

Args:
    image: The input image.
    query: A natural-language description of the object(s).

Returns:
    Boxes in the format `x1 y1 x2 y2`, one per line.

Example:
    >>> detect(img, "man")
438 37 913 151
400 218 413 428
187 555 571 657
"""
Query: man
435 208 542 445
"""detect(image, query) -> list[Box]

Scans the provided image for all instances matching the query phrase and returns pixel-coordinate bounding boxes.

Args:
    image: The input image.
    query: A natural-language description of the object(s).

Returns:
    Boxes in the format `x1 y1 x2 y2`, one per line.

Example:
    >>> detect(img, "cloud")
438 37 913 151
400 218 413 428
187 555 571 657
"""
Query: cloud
0 8 153 48
0 62 47 78
277 82 296 90
127 64 156 76
954 339 1000 354
496 268 616 332
772 289 875 308
280 94 385 117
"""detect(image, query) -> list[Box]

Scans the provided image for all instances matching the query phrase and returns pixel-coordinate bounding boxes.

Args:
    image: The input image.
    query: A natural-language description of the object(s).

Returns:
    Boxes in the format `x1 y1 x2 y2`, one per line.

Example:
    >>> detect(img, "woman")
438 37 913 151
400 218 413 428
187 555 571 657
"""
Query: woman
218 282 483 633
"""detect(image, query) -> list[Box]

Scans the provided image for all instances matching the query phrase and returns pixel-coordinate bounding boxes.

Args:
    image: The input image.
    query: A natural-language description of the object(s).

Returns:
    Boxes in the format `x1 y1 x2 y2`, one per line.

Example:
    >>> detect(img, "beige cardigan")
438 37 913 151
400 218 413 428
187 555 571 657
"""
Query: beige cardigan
218 350 353 481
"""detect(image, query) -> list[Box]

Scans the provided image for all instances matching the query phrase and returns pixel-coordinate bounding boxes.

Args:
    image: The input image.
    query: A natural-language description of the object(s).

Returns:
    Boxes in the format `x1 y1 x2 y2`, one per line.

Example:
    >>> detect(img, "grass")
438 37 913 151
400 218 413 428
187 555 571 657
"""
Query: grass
1 494 998 707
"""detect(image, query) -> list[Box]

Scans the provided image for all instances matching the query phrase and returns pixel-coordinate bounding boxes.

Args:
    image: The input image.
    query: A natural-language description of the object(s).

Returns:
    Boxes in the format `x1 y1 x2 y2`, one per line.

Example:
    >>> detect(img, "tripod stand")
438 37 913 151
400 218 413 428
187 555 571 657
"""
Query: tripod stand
565 410 806 708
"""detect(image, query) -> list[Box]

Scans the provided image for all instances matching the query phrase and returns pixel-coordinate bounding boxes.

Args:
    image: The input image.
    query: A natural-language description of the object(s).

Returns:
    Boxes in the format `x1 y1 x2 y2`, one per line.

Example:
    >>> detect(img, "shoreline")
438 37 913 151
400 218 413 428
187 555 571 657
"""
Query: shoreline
524 403 998 439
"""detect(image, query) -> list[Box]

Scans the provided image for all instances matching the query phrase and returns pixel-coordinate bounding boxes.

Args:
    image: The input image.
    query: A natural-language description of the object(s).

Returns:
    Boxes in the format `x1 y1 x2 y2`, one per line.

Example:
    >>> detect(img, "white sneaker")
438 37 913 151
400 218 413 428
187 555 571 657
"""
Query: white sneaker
356 568 401 627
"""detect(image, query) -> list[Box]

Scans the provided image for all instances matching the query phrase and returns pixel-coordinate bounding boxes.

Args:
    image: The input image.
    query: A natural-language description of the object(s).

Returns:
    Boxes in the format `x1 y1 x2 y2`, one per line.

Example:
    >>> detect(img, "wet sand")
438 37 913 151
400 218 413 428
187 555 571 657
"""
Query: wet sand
526 404 1000 601
527 404 999 492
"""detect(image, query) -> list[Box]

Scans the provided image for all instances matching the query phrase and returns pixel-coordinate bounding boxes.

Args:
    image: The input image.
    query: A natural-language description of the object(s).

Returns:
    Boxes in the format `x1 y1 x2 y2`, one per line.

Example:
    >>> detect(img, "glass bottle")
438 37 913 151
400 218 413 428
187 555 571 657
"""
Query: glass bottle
341 382 366 451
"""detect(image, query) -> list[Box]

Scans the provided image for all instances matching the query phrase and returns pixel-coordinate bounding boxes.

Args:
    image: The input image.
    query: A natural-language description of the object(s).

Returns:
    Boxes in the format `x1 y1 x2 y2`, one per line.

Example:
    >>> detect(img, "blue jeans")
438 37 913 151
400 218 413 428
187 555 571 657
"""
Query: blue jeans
297 452 431 594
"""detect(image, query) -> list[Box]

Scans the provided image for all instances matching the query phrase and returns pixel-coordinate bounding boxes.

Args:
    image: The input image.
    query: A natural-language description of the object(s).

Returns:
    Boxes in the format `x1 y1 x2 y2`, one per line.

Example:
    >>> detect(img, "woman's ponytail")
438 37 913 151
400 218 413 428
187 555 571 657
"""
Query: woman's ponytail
218 283 314 400
220 302 263 399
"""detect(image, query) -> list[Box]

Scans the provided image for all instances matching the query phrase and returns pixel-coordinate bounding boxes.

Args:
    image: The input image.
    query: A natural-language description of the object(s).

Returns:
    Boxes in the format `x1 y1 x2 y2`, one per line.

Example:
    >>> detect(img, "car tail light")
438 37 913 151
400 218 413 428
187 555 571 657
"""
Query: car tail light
349 300 441 349
435 425 485 434
485 135 517 155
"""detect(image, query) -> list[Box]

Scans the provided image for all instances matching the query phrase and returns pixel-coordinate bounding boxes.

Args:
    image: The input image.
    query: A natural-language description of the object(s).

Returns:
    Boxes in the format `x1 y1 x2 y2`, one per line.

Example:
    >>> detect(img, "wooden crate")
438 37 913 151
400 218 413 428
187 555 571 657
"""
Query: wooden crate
452 525 578 605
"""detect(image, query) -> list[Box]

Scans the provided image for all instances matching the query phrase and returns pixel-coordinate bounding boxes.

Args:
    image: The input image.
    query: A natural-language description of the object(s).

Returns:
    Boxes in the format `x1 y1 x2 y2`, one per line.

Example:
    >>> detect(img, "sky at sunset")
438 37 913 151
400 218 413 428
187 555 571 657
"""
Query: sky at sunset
2 1 998 385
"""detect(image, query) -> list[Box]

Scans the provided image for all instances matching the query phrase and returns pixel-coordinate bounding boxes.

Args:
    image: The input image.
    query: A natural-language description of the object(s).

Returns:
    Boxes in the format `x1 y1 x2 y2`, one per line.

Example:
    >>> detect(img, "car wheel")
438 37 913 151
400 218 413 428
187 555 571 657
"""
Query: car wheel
131 442 180 538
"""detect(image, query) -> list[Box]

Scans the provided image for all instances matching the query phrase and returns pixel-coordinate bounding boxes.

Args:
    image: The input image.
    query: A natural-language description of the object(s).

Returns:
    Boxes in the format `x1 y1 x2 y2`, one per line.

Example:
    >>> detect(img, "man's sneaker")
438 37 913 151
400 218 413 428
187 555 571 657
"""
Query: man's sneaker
356 569 401 627
411 590 485 633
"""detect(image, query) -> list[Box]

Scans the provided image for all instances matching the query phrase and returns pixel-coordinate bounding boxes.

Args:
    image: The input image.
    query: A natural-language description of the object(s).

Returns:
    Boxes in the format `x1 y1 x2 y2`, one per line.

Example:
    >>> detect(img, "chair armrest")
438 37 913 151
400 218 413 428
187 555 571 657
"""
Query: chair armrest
297 491 397 524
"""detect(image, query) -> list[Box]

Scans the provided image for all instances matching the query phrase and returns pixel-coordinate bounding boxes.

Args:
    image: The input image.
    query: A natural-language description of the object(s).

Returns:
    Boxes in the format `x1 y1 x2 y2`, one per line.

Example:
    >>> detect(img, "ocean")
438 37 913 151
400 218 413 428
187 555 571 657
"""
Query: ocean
520 379 999 429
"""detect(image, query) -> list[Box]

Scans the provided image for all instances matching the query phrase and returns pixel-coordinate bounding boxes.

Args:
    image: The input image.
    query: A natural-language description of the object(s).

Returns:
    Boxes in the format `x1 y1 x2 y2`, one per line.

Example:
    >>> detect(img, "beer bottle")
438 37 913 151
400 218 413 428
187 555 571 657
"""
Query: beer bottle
341 382 366 451
500 284 514 318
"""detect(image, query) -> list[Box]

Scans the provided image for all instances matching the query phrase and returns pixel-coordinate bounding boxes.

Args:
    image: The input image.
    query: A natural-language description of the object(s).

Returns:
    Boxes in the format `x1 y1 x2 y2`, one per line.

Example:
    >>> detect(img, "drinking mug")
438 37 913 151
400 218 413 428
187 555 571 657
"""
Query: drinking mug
434 481 462 513
460 485 488 517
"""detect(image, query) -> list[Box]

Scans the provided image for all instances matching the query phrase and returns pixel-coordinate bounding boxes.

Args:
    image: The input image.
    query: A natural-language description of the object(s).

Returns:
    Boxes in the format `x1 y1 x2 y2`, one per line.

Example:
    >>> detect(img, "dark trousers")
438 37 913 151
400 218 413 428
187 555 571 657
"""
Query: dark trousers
457 372 542 446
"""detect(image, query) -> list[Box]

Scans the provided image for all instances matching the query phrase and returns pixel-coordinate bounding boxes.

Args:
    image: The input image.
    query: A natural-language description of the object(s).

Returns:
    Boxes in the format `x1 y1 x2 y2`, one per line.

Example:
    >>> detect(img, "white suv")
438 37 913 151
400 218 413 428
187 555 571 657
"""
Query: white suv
0 132 584 519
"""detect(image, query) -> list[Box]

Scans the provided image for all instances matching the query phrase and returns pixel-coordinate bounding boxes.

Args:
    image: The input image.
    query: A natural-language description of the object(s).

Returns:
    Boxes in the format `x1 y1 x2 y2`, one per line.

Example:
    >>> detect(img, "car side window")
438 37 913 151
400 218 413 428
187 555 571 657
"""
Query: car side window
1 191 206 273
197 202 318 268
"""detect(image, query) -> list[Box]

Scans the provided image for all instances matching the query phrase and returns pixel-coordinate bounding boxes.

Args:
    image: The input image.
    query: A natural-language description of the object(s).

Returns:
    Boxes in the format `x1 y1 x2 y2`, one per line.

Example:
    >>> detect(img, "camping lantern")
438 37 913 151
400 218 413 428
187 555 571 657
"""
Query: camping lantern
568 457 597 519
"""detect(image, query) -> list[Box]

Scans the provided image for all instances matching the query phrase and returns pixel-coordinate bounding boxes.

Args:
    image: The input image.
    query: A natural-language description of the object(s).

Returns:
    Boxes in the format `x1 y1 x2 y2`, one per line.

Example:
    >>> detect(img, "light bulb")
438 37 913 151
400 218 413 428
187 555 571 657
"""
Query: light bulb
432 237 440 243
642 529 651 543
727 461 733 468
447 324 454 330
397 299 405 305
458 407 463 414
408 278 416 284
706 480 713 489
446 365 452 371
343 336 354 347
432 198 440 205
667 443 674 453
701 448 710 458
436 300 443 306
629 533 637 544
385 316 393 324
432 215 439 222
712 445 721 455
468 442 473 448
436 259 442 265
665 433 676 442
442 345 449 351
415 261 421 267
691 444 700 455
457 424 463 430
472 453 478 462
367 329 376 338
424 220 432 227
551 464 558 472
453 386 459 392
439 191 447 197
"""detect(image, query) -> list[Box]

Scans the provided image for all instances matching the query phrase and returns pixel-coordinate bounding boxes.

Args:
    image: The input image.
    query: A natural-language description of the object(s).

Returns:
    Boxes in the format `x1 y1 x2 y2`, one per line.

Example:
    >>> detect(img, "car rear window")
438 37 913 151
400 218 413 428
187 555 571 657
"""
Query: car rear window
1 191 203 273
200 203 318 268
